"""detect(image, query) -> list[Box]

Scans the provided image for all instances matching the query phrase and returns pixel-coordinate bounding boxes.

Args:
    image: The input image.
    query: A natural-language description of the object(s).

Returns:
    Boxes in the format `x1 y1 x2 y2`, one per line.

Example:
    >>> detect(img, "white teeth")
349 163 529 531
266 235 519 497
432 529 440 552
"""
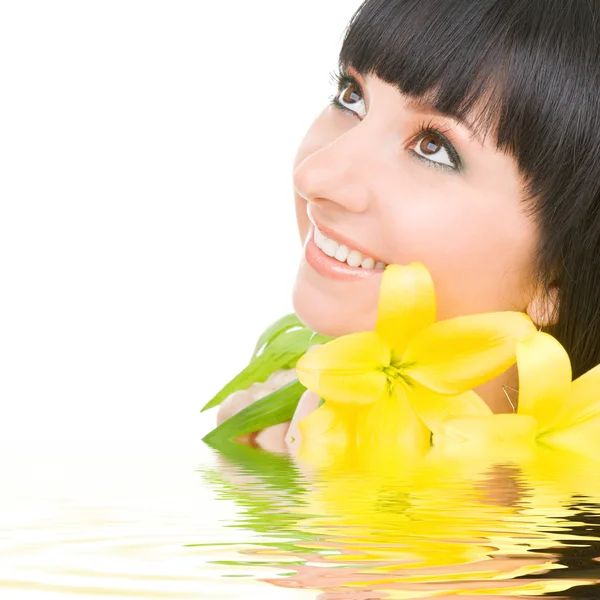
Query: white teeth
315 228 339 257
322 238 338 257
313 226 386 270
314 228 325 246
361 257 375 269
347 250 363 268
334 244 350 262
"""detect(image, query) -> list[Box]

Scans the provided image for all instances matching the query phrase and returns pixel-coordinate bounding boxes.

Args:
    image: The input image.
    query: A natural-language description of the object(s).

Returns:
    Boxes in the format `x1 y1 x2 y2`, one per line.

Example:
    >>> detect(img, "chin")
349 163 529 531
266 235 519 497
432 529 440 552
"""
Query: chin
293 297 352 338
292 268 378 338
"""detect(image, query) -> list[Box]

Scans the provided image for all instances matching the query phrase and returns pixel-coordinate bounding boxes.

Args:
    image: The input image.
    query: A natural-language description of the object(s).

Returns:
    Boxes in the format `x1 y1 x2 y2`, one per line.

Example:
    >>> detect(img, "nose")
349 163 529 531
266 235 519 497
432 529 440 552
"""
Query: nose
293 123 380 214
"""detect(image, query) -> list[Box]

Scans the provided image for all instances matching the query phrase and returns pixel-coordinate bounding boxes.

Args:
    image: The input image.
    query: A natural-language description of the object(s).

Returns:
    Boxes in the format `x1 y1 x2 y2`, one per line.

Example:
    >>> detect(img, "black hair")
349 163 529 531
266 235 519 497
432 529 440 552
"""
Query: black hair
339 0 600 378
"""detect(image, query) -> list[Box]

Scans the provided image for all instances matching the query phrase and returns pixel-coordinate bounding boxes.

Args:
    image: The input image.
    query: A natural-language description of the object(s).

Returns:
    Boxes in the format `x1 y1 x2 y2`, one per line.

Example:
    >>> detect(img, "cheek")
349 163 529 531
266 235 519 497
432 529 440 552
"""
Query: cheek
382 193 539 318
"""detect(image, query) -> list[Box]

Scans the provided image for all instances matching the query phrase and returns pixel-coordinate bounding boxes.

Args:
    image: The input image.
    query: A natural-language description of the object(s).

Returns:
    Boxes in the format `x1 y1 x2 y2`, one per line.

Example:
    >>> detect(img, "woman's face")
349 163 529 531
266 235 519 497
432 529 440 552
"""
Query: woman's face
292 66 540 338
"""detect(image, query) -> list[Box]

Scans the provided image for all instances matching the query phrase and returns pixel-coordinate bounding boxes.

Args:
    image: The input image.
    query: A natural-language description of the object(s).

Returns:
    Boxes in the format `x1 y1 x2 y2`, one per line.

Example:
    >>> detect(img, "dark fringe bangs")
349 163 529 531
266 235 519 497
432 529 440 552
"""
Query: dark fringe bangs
339 0 600 206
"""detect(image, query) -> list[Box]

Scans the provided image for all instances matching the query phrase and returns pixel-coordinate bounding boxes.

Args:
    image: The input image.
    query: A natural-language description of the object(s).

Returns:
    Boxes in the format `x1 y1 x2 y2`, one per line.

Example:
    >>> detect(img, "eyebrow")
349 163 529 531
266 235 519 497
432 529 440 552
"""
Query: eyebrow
345 63 485 144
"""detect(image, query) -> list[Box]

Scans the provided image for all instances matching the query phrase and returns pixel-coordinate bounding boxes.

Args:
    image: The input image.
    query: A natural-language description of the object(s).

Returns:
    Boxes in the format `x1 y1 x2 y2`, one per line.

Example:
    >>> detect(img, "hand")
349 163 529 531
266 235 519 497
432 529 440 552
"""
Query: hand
216 368 321 454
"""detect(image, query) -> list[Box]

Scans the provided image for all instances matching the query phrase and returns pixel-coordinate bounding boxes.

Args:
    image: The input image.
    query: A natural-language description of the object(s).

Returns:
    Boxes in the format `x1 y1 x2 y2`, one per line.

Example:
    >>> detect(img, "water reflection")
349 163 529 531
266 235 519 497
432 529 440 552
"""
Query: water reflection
200 441 600 598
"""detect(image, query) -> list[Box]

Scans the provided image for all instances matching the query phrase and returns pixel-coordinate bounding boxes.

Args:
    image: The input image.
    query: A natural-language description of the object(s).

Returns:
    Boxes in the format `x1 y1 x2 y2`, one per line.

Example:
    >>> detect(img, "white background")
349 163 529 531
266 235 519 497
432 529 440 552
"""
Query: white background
0 1 364 442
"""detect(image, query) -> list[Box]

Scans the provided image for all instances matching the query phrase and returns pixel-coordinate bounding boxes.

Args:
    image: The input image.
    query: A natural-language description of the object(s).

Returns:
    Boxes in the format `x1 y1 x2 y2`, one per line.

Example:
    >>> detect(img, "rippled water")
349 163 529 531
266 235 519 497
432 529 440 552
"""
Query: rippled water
2 440 600 599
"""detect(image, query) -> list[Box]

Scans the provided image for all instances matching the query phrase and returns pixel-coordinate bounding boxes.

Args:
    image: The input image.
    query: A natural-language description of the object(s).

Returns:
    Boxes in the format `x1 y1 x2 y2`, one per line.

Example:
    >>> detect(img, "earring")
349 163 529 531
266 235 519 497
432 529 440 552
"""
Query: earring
538 315 545 332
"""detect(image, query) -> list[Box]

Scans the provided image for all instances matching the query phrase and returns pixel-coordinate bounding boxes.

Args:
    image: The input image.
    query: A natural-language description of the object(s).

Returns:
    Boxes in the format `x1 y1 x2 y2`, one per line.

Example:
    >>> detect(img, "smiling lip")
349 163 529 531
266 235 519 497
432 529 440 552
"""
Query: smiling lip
303 226 386 282
307 213 387 266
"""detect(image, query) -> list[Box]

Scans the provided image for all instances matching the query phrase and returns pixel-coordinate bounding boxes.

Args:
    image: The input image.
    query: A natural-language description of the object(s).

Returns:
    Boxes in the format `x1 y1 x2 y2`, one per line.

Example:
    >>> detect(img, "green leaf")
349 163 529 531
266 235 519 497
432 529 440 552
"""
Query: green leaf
308 332 333 347
202 379 306 443
201 328 317 413
279 331 333 370
251 313 305 361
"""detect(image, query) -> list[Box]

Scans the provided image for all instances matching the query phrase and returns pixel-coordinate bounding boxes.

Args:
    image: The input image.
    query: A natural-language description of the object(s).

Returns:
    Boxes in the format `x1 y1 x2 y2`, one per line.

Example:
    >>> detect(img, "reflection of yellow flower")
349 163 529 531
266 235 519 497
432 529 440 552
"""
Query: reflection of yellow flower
205 446 599 597
432 329 600 459
205 413 600 598
292 456 598 597
295 263 534 464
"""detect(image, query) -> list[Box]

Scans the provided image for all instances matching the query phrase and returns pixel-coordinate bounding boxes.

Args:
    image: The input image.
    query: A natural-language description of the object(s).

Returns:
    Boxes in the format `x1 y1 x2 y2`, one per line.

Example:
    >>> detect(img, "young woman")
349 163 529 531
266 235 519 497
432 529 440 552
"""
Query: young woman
218 0 600 453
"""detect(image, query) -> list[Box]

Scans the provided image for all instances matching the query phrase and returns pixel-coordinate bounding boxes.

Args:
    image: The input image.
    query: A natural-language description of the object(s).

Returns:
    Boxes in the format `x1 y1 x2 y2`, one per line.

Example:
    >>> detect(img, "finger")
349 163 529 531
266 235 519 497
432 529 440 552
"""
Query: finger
215 368 298 448
242 370 296 450
254 422 291 454
285 390 321 456
269 369 298 388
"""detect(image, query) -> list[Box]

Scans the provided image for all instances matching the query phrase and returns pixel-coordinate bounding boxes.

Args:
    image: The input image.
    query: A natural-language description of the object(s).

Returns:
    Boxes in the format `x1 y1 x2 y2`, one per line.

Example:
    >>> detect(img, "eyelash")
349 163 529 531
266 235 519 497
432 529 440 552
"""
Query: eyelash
328 68 463 173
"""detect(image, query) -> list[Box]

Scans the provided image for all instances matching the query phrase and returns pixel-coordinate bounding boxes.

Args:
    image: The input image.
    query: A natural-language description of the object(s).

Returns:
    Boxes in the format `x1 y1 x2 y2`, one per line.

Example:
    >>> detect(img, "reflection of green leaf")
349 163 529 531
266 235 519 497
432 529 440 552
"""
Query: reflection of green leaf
210 560 305 567
202 380 306 444
203 437 295 474
197 441 319 554
201 434 307 496
201 329 325 413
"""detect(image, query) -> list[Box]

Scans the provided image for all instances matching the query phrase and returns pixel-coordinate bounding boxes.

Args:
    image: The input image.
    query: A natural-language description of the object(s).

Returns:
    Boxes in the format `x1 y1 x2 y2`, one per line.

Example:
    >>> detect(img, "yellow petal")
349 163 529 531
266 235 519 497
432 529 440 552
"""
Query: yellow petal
375 263 436 360
356 384 431 455
409 385 492 434
433 414 538 447
539 362 600 455
540 415 600 457
402 312 535 394
552 362 600 431
516 331 571 433
295 331 390 405
297 402 355 467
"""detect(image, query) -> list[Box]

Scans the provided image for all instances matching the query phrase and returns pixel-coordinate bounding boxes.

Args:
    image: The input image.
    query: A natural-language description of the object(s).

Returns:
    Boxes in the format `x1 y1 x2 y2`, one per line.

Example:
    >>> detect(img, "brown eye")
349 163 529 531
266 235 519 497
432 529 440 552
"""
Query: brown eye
341 85 362 106
335 82 367 117
412 131 458 170
419 134 442 155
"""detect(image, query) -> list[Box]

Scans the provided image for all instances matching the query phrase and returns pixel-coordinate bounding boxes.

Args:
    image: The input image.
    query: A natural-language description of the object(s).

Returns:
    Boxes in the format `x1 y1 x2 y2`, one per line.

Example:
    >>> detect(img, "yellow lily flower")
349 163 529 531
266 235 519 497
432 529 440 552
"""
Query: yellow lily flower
431 328 600 458
295 263 535 461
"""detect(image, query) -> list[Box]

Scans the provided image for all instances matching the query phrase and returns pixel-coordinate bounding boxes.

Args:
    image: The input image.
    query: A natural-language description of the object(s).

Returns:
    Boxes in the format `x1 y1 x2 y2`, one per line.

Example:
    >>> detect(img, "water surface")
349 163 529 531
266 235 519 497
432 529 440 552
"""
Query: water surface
2 439 600 599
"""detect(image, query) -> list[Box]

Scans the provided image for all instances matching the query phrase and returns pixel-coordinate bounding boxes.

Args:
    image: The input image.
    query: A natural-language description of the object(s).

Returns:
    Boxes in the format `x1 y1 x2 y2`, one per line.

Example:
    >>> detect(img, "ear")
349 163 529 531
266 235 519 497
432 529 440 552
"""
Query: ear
526 284 559 327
